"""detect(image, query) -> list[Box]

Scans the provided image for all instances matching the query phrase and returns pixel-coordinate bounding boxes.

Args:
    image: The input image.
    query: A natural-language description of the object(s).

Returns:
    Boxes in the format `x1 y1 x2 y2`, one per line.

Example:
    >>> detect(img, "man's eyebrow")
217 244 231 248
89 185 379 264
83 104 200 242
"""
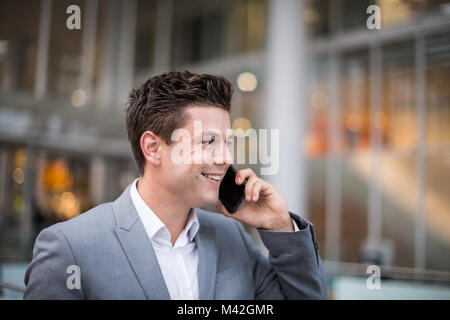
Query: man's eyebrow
203 129 222 136
192 129 220 142
198 129 234 140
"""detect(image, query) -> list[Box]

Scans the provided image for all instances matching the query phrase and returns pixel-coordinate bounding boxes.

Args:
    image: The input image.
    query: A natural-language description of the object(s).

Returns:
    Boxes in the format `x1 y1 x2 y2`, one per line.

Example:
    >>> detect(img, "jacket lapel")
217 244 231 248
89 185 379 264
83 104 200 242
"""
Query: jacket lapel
112 184 170 300
195 210 218 300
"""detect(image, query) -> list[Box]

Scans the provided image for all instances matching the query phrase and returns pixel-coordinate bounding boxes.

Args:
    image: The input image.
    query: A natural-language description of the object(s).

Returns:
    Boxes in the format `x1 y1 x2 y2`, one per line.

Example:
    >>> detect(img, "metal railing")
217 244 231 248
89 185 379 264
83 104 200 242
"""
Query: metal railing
324 260 450 285
1 261 449 299
0 281 25 293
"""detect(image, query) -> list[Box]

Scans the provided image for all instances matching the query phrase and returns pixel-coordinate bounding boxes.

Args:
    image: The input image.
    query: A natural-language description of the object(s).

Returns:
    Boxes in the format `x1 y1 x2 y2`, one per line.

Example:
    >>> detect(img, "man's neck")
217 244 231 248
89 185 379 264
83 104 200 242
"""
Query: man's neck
136 175 191 246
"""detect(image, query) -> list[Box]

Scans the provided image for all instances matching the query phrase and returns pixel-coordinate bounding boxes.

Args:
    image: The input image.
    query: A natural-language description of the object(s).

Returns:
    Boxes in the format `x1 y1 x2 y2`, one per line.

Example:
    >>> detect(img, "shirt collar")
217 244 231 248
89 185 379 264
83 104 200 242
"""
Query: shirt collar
129 178 199 244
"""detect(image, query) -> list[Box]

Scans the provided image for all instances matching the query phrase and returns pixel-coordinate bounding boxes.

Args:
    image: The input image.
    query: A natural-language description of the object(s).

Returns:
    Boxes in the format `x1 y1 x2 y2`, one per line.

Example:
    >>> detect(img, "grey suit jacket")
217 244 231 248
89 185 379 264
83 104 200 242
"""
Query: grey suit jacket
24 183 327 299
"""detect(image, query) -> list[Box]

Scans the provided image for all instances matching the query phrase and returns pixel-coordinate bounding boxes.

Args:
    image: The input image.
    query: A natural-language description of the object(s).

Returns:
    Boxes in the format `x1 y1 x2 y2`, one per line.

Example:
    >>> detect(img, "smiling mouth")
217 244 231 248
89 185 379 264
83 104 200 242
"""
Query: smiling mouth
201 173 223 182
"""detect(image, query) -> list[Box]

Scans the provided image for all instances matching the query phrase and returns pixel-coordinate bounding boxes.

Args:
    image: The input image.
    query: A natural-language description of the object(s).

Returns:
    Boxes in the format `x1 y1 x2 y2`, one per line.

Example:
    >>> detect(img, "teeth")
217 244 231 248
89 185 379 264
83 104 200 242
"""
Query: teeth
203 174 221 181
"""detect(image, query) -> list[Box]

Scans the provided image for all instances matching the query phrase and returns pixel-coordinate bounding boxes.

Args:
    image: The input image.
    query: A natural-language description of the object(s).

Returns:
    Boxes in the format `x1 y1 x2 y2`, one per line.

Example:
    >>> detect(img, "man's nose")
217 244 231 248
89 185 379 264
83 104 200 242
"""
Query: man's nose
214 142 233 165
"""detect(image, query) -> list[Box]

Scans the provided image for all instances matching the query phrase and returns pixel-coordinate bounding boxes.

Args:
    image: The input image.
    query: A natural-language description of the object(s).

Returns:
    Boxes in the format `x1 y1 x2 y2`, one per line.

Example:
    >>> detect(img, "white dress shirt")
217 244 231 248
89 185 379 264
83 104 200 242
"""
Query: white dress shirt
130 178 200 300
130 178 300 300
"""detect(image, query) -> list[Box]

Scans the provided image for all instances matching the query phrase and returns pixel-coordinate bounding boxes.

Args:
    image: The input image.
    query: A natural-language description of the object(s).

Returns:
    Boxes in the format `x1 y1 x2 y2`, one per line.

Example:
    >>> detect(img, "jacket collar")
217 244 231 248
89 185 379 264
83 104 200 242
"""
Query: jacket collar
112 183 218 300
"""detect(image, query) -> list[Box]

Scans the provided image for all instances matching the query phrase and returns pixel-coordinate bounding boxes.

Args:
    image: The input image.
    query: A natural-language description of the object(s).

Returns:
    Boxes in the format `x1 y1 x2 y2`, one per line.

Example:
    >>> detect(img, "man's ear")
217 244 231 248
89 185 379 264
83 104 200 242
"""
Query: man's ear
140 131 162 166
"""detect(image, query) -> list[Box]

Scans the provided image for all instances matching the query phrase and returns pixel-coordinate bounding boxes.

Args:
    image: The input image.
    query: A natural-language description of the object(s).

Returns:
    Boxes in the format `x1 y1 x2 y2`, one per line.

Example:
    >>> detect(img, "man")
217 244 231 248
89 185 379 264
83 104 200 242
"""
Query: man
24 71 327 299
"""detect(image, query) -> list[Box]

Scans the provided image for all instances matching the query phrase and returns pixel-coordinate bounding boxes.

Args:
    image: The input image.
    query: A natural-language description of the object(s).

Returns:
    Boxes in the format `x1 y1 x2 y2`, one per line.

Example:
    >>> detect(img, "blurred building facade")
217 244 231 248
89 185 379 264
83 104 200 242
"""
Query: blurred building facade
0 0 449 298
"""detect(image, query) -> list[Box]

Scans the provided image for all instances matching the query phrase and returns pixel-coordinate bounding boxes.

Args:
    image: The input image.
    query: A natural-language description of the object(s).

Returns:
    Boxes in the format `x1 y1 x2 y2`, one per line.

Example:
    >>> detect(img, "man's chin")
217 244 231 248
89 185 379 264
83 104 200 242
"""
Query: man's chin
195 192 219 208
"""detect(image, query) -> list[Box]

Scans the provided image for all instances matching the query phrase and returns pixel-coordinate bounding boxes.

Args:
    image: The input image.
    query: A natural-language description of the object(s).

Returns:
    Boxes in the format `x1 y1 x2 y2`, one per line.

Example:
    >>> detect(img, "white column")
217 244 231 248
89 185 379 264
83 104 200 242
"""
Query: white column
90 155 106 205
153 0 174 73
79 0 99 106
324 0 343 261
415 30 427 270
116 0 137 108
367 43 383 250
324 52 342 261
20 148 37 258
263 0 306 216
0 148 8 225
34 0 52 100
97 0 121 108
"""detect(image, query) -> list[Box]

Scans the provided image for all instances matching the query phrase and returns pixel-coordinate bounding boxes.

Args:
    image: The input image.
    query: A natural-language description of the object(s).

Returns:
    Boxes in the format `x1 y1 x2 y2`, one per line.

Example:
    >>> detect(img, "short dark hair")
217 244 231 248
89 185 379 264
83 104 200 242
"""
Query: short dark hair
125 70 234 175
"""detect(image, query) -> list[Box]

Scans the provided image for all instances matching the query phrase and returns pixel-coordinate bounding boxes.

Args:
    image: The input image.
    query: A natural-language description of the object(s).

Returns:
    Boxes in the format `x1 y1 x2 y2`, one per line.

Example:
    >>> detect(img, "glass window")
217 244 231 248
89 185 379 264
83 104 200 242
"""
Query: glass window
341 0 373 31
0 0 41 93
0 146 23 261
378 0 419 27
339 49 370 263
47 0 83 98
340 0 420 32
306 55 330 253
171 0 266 66
305 0 330 38
425 155 450 271
223 0 266 55
382 40 417 152
135 0 157 71
379 155 417 267
426 32 450 151
306 56 330 158
36 154 90 224
423 0 450 16
103 157 137 202
425 31 450 272
306 156 327 253
378 39 417 268
341 49 370 154
0 144 138 262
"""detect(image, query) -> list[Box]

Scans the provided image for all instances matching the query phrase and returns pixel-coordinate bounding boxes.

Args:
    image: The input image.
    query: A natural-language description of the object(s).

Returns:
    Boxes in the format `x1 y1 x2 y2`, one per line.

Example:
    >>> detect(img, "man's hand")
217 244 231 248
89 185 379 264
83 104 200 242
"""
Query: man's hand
216 168 293 232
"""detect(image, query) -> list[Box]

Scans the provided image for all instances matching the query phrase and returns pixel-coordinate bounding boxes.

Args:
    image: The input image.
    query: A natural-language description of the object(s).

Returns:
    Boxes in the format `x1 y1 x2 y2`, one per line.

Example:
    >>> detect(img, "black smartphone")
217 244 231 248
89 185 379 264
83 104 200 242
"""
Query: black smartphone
219 165 246 213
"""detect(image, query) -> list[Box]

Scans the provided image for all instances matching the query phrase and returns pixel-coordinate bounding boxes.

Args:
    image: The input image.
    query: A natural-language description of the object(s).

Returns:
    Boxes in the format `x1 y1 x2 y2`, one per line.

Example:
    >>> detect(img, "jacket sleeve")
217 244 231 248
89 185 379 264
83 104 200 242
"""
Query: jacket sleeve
234 212 327 300
23 226 85 299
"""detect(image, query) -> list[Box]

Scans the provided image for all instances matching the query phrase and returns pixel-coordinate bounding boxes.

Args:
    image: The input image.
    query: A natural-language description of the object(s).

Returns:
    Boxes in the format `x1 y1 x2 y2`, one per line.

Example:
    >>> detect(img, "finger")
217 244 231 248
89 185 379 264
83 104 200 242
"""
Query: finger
251 181 263 202
244 176 258 201
235 168 256 185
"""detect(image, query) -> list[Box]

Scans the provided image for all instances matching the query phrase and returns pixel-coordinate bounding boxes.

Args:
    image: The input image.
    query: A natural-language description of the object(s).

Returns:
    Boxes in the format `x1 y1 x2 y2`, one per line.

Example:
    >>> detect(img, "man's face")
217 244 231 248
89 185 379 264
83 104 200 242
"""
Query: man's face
159 105 233 208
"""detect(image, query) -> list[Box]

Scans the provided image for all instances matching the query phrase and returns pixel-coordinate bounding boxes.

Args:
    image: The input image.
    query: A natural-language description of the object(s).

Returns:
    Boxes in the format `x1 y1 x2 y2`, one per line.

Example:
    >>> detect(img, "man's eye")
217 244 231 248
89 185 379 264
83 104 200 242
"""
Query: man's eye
203 137 215 145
